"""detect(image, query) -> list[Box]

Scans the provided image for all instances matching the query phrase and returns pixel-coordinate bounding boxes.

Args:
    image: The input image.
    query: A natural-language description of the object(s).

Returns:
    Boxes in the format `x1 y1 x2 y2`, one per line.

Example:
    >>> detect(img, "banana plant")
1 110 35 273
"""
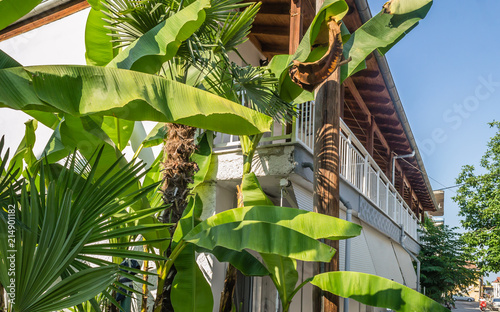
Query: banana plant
232 171 448 312
268 0 433 103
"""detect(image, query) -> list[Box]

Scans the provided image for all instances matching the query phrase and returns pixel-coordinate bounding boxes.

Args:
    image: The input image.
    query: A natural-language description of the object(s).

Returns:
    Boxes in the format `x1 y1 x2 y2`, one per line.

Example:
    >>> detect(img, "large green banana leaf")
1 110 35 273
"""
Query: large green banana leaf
185 220 335 262
0 50 21 69
310 272 448 312
187 205 361 241
0 0 42 32
8 119 37 179
269 0 349 103
270 0 433 101
107 0 210 73
260 253 299 310
85 1 117 67
0 65 272 135
340 0 433 81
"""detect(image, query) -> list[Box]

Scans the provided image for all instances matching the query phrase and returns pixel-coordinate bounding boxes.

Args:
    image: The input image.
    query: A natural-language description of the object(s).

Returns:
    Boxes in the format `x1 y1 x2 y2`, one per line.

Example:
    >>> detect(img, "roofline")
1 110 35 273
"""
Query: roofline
353 0 438 211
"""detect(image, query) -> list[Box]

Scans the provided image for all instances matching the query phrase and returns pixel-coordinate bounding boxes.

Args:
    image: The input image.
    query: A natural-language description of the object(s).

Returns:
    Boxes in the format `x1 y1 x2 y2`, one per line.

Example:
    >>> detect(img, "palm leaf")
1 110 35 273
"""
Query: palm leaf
0 151 170 312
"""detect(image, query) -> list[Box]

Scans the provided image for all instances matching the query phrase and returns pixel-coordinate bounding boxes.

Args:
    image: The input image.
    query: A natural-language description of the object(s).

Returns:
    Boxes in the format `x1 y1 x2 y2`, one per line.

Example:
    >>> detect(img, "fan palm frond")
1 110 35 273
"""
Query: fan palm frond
102 0 174 49
0 147 170 312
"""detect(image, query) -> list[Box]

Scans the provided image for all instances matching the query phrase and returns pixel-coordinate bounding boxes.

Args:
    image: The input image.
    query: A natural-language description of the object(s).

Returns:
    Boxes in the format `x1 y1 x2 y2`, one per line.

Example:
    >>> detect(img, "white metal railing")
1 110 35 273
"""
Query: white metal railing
213 101 315 151
213 101 421 240
338 118 420 240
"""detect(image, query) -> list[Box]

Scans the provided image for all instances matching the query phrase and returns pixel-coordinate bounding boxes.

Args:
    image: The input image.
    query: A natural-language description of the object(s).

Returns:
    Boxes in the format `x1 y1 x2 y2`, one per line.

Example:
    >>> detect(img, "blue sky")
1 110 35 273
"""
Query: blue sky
367 0 500 279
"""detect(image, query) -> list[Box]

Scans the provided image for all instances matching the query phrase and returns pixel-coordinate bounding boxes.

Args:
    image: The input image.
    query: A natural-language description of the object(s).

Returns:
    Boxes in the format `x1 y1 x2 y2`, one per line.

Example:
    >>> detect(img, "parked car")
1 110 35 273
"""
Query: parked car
452 295 474 302
489 297 500 311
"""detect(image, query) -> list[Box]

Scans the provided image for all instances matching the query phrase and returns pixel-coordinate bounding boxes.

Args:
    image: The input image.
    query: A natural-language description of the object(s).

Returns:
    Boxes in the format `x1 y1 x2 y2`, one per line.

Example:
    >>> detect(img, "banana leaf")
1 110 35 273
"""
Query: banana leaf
269 0 349 103
187 206 361 241
310 271 448 312
85 3 117 67
141 123 168 148
8 119 37 179
0 65 272 135
107 0 210 73
0 0 42 32
260 253 298 309
340 0 433 81
185 220 335 262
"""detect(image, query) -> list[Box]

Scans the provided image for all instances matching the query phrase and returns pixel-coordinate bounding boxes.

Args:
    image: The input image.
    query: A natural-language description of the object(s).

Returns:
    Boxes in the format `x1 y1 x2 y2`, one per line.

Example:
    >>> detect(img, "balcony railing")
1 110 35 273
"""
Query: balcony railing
214 101 420 241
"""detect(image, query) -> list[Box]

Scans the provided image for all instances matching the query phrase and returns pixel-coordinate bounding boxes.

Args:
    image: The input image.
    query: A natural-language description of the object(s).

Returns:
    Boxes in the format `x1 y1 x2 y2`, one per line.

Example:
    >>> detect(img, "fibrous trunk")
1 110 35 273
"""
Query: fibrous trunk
154 123 198 312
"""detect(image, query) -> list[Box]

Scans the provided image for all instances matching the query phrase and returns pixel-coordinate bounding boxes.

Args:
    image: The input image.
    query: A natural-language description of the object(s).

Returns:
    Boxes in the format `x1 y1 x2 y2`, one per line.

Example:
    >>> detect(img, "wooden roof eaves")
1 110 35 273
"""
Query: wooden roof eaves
346 0 438 211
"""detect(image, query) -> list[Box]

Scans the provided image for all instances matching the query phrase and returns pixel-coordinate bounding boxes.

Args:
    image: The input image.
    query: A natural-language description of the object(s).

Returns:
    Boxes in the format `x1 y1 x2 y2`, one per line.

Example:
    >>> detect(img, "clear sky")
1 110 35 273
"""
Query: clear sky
367 0 500 280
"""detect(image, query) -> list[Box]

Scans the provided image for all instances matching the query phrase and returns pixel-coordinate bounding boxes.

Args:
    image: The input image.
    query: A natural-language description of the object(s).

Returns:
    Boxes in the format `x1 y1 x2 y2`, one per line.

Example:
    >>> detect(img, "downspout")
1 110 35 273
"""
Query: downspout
400 225 421 293
339 196 352 312
391 151 415 185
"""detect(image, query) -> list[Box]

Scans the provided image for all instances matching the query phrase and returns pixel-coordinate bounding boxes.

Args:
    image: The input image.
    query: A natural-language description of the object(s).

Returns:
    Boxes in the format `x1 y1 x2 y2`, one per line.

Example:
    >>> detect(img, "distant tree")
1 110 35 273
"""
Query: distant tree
418 218 479 303
454 121 500 273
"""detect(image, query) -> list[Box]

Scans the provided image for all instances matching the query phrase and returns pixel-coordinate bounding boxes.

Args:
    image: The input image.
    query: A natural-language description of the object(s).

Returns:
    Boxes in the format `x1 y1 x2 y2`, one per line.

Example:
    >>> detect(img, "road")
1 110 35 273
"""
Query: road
453 300 487 312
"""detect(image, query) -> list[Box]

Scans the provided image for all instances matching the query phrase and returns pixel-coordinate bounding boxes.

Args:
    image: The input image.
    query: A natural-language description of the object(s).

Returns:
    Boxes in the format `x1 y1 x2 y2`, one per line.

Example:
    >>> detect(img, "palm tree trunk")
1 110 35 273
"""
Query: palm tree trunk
154 123 198 312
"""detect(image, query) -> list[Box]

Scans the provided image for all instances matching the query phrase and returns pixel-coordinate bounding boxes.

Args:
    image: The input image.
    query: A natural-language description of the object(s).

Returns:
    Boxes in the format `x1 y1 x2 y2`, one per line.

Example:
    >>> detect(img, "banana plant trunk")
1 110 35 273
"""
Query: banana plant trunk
219 134 262 312
154 123 198 312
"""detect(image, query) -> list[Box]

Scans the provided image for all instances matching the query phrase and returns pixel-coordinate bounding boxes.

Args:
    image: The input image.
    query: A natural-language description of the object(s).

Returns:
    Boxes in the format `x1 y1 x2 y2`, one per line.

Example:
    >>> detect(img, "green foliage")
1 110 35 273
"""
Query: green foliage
0 65 272 136
0 0 42 32
418 218 479 303
455 121 500 272
0 150 169 312
311 271 449 312
268 0 433 103
340 0 433 81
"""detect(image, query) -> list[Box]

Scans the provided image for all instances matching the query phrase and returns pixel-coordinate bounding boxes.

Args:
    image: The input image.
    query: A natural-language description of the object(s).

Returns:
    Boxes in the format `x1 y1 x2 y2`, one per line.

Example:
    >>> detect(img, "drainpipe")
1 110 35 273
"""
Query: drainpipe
339 195 352 312
400 225 421 293
391 151 415 185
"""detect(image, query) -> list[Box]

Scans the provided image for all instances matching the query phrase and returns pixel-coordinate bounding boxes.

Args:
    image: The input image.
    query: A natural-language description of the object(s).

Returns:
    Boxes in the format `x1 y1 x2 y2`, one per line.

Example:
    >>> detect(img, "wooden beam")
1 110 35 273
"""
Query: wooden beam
367 116 375 156
344 77 371 120
313 68 341 312
372 121 391 155
289 0 303 54
258 3 290 16
251 25 290 37
260 44 289 55
0 0 89 42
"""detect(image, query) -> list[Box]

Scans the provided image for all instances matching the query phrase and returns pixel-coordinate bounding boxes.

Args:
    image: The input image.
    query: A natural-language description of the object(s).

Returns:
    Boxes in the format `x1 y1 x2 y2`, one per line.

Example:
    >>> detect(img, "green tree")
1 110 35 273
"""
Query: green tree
418 218 479 304
0 0 455 311
455 121 500 273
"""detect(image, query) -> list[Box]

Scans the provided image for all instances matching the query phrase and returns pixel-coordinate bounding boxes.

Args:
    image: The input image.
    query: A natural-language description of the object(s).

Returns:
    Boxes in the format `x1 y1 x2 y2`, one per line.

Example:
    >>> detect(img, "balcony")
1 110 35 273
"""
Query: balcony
214 101 421 241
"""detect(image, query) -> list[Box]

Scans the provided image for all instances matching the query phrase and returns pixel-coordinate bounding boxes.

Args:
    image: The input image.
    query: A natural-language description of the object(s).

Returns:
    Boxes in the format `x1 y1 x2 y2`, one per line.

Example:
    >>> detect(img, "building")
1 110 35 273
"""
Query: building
0 0 440 311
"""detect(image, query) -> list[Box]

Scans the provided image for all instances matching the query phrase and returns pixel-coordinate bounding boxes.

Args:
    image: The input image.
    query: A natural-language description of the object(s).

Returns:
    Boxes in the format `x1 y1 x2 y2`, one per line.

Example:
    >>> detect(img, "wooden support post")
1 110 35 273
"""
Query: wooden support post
367 116 375 156
289 0 303 54
313 68 341 312
399 172 405 198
